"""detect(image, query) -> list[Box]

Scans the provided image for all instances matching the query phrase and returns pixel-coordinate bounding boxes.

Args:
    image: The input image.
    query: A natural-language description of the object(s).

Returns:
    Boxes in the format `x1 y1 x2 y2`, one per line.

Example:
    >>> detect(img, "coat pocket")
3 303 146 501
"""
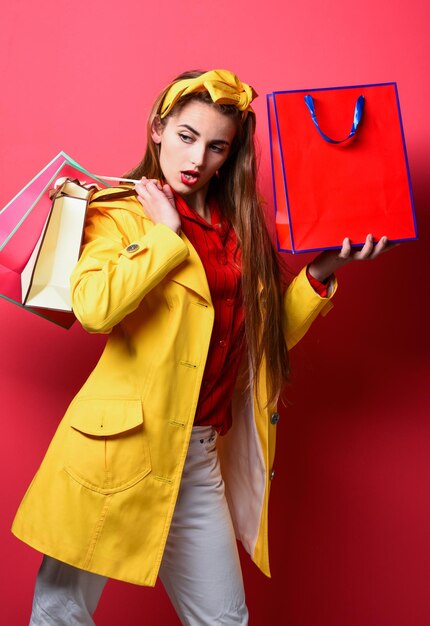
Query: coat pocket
65 397 151 494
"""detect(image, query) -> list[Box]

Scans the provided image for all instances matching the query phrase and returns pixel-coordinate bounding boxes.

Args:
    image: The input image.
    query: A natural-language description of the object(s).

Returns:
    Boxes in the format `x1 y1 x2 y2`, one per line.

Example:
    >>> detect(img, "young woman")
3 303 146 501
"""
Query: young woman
12 69 390 625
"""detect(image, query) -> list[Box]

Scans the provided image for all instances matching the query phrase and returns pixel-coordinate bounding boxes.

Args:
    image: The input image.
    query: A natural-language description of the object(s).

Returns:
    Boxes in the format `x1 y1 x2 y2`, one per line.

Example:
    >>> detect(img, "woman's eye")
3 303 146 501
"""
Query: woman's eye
210 144 224 154
179 133 193 143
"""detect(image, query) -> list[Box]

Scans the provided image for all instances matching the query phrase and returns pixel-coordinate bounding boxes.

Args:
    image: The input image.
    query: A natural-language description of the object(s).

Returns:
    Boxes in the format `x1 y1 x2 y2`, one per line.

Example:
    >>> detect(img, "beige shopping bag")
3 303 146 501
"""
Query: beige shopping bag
22 179 97 311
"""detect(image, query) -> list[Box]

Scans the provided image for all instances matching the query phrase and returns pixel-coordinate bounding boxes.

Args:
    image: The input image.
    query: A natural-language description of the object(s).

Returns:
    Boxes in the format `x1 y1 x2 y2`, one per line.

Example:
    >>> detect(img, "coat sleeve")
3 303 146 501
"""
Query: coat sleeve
70 198 189 333
283 266 337 350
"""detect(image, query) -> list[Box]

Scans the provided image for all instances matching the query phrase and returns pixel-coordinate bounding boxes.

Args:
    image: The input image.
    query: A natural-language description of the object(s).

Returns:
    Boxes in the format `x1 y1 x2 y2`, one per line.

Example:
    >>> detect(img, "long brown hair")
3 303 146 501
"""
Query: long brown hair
125 70 289 407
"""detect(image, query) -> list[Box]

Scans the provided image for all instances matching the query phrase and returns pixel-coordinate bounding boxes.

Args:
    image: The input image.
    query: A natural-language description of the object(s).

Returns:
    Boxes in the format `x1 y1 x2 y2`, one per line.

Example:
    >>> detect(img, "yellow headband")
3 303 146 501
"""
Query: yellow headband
160 69 257 119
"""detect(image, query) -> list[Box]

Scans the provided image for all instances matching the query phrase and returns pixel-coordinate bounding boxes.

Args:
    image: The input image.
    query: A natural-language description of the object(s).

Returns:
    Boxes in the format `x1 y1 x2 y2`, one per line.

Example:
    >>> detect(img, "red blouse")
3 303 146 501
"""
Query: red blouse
174 193 329 434
175 193 244 434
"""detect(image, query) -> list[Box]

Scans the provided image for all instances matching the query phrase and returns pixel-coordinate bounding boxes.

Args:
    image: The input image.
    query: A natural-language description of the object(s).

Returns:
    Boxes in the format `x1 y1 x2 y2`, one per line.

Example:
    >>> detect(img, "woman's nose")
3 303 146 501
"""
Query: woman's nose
189 143 206 168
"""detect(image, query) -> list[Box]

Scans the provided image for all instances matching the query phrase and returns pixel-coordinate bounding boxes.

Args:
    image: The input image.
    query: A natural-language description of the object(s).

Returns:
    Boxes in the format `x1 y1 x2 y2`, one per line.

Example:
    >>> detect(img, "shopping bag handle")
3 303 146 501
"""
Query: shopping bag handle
95 187 138 202
304 94 365 144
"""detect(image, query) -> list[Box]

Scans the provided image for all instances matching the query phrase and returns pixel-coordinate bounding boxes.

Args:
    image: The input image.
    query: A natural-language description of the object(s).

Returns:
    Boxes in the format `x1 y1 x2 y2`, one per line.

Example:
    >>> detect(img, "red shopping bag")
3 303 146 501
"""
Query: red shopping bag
0 152 109 328
267 82 417 253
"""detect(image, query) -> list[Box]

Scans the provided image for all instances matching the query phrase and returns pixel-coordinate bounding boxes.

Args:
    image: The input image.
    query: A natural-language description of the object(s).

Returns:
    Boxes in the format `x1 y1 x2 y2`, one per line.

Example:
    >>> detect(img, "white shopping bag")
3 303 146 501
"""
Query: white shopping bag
23 178 97 311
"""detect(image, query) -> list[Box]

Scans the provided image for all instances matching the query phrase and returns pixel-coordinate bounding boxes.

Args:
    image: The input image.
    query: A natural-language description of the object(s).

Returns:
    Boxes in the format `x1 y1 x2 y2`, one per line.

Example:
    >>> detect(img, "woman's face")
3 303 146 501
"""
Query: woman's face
151 100 237 205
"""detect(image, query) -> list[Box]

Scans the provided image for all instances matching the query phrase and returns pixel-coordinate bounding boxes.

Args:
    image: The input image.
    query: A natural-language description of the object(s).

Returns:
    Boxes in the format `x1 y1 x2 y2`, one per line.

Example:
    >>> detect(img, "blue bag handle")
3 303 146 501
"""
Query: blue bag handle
304 94 365 144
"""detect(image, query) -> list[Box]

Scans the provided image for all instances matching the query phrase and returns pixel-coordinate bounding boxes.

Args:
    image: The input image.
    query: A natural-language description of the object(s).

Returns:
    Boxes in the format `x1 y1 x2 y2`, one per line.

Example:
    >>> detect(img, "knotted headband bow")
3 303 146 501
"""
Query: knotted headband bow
160 69 257 119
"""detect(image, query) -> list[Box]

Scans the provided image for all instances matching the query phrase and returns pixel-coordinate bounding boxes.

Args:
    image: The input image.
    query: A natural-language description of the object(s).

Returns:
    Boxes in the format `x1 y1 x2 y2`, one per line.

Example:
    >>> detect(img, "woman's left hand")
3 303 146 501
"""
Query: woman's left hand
308 234 397 283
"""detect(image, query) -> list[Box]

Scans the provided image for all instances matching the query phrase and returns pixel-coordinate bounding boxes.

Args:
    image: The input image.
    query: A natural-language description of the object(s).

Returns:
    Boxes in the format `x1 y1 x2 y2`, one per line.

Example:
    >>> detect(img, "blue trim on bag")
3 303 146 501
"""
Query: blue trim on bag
272 236 418 256
270 81 397 97
273 94 296 253
267 94 295 254
266 95 282 253
393 84 418 240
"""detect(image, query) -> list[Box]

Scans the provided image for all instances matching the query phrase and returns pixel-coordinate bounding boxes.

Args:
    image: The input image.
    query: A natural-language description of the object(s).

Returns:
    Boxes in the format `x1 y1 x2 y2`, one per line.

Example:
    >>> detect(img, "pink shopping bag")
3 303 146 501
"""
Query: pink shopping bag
0 152 109 328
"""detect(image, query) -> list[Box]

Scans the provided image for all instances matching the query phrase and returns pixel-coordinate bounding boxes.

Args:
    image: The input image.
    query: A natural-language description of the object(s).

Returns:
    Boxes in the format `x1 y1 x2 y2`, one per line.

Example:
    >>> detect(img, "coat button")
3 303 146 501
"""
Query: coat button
126 243 139 252
270 469 275 481
270 412 280 425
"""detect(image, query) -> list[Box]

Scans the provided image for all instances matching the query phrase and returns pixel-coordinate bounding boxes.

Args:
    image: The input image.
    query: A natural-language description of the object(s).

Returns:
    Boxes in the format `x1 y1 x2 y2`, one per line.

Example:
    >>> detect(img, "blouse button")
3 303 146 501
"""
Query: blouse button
219 339 227 348
218 252 227 265
226 298 234 306
215 223 226 237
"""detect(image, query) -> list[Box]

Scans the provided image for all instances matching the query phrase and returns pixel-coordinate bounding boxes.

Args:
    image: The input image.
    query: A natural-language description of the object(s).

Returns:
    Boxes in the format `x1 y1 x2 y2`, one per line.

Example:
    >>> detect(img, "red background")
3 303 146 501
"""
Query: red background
1 1 429 624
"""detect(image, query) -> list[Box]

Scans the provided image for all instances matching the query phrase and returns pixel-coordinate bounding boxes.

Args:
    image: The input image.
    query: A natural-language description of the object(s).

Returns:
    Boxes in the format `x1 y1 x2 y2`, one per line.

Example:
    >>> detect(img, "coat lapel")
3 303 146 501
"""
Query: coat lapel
169 232 212 305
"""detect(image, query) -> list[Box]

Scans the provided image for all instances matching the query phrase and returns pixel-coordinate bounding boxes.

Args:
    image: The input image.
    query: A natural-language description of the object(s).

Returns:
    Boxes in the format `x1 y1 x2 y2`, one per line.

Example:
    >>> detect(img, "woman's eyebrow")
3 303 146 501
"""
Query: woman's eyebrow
177 124 230 145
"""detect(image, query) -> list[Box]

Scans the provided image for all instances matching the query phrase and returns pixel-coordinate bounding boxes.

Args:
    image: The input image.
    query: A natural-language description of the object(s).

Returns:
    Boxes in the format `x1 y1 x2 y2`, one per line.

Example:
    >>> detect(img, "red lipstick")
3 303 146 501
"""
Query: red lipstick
181 171 200 186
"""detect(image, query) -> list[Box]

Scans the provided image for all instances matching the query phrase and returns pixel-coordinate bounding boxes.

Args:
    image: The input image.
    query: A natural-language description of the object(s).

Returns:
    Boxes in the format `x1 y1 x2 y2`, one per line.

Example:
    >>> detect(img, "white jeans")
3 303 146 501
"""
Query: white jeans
29 426 248 625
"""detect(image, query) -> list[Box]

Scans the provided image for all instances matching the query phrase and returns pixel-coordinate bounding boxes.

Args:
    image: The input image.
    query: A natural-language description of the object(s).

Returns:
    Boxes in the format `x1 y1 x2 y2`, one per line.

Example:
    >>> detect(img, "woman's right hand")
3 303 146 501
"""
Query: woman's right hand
135 177 181 235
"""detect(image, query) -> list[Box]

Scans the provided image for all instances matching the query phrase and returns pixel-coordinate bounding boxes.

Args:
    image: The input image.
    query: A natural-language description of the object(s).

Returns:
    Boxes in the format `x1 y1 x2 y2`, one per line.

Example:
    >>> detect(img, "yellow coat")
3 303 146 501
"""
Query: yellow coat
12 190 336 586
